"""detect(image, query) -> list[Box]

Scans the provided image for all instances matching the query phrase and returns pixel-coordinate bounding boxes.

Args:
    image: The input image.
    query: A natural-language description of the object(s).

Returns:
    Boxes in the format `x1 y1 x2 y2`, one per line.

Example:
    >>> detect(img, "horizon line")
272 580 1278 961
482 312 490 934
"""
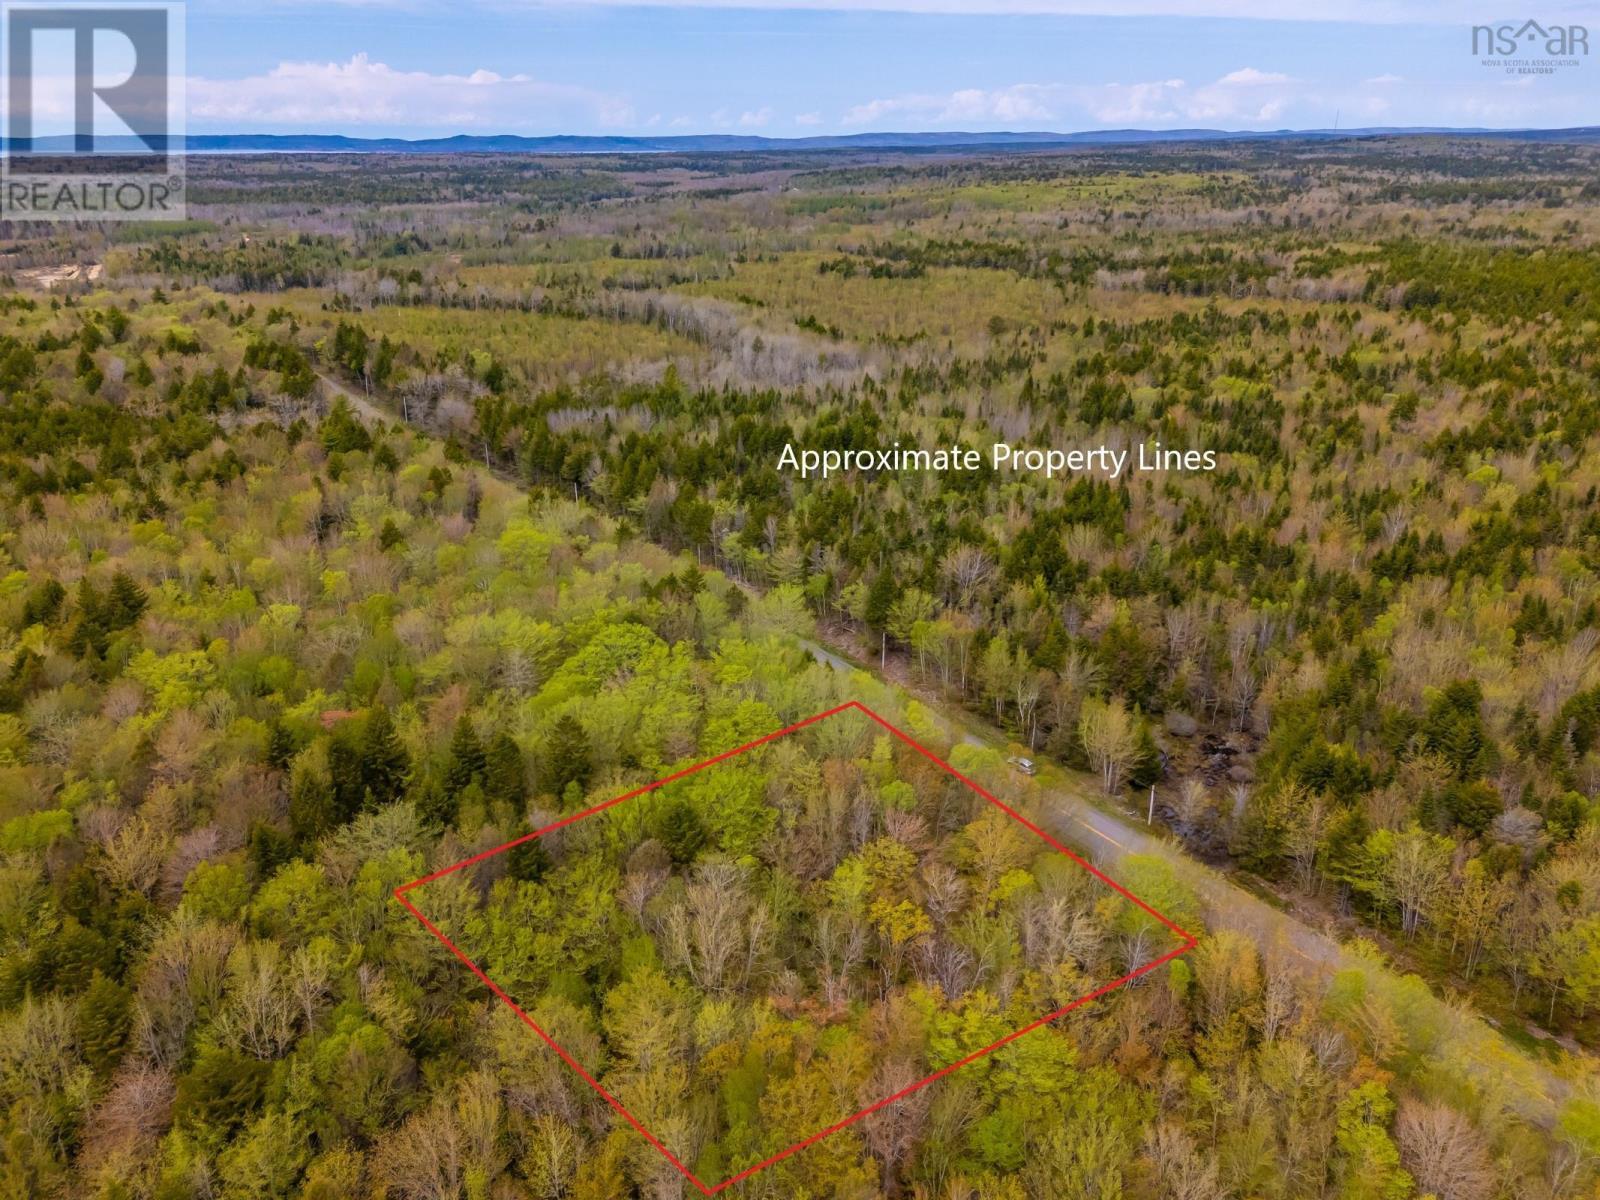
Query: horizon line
7 123 1599 155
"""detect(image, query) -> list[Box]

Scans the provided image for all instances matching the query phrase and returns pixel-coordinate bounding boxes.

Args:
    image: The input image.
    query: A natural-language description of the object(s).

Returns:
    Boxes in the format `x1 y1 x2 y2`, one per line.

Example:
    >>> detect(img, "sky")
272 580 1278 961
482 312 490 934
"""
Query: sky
34 0 1600 138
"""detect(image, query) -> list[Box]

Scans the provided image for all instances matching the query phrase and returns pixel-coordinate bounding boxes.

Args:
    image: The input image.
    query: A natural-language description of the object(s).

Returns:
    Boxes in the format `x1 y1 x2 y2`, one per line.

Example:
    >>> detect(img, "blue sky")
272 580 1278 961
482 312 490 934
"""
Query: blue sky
174 0 1598 136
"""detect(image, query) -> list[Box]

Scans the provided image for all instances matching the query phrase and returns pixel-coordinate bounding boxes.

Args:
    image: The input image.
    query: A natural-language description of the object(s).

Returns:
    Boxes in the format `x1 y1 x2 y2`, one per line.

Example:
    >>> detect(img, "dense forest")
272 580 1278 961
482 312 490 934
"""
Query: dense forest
1 138 1599 1198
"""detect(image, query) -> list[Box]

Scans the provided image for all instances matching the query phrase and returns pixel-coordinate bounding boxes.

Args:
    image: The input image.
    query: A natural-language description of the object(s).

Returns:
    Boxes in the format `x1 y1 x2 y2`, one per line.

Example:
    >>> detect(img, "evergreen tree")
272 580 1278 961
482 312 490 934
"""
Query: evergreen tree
483 733 526 805
360 706 410 810
104 570 147 630
1422 680 1498 780
66 577 107 659
1126 714 1161 790
20 578 64 627
1321 807 1374 900
289 771 337 842
76 972 131 1077
266 722 298 772
1098 613 1158 707
0 648 42 713
455 779 489 830
1233 785 1290 875
506 826 551 882
328 737 365 824
864 568 897 631
657 796 707 865
175 1047 271 1136
319 399 371 454
443 715 486 798
411 770 456 831
248 821 296 880
1444 779 1501 836
543 715 591 797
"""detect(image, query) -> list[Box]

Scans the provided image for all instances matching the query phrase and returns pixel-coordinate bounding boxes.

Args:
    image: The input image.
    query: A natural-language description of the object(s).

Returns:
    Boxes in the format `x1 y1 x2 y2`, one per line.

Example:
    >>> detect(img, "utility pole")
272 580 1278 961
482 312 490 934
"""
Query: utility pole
1147 784 1155 826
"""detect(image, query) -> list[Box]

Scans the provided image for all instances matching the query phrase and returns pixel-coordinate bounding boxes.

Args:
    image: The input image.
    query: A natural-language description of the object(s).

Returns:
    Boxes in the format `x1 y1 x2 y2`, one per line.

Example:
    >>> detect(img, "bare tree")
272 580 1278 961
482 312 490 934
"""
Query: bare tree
621 840 672 919
1078 696 1142 795
1144 1123 1227 1200
1019 896 1101 971
1170 777 1216 849
920 862 967 929
1260 958 1299 1044
132 913 239 1068
1384 827 1452 938
913 937 976 998
1224 655 1259 732
814 910 868 1008
662 864 761 998
1282 786 1327 895
78 1065 174 1172
522 1114 582 1198
288 938 336 1030
940 544 995 610
1396 1100 1495 1200
375 1096 465 1200
860 1058 932 1196
1013 668 1046 750
154 708 209 783
212 940 298 1059
98 814 171 898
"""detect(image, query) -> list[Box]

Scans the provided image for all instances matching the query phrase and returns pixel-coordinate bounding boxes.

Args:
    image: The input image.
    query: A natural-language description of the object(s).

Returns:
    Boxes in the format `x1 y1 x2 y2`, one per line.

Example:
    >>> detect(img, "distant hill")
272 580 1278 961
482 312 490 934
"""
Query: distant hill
5 126 1600 154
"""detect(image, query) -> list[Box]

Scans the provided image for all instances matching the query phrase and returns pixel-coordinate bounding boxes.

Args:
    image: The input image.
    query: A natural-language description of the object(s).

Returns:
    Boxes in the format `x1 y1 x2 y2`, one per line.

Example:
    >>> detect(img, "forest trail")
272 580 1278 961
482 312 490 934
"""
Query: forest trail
330 376 1579 1130
318 372 390 426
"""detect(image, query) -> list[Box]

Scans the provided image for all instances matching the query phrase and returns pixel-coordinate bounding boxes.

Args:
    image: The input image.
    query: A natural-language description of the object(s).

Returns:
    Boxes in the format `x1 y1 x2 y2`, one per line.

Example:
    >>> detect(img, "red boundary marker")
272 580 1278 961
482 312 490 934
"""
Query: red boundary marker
394 699 1196 1196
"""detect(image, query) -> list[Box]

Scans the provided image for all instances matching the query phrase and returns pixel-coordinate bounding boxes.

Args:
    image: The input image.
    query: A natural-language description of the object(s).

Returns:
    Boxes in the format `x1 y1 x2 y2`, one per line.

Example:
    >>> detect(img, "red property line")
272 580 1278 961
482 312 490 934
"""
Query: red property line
395 701 860 893
395 699 1196 1196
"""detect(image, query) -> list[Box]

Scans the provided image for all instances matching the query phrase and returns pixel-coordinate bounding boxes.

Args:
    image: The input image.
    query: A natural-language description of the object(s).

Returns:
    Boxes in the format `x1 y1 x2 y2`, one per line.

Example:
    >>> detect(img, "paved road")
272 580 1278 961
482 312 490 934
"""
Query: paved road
798 638 1569 1122
800 637 1345 971
797 636 854 675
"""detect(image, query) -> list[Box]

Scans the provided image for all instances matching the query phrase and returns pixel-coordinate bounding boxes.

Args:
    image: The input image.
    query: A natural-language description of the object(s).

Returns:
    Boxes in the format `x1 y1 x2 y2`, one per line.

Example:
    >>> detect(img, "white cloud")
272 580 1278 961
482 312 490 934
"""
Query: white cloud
1216 67 1291 85
187 53 632 130
794 111 823 126
843 67 1306 129
1365 73 1405 84
843 83 1060 125
1182 66 1294 121
738 107 774 127
1084 79 1186 123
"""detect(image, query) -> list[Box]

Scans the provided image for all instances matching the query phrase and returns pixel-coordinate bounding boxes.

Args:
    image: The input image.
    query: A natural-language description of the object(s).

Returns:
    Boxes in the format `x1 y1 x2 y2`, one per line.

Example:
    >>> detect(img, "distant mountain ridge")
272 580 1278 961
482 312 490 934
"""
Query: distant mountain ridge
7 126 1600 153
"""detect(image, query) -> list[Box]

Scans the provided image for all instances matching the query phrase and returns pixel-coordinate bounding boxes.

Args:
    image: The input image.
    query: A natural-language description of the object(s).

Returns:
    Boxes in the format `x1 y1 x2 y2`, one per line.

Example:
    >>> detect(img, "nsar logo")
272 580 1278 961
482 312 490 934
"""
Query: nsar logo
1471 18 1588 75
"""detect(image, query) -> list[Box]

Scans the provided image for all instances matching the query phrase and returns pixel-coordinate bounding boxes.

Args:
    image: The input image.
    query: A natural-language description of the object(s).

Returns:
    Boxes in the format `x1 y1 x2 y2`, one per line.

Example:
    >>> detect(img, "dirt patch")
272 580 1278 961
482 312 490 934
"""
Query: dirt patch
18 262 103 289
